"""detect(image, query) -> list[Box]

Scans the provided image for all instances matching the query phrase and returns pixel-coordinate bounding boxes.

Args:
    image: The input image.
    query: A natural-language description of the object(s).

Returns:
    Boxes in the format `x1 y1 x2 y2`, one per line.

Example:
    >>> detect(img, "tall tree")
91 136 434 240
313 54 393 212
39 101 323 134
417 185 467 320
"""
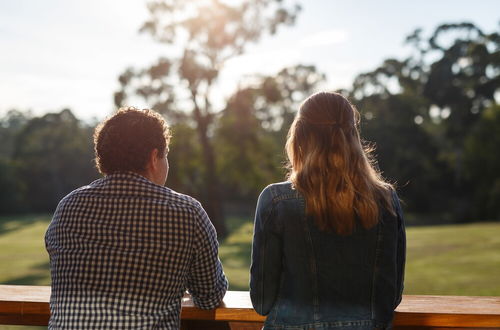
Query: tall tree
166 123 205 198
408 23 499 182
253 64 326 134
464 104 500 220
12 109 98 212
115 0 301 236
349 22 499 221
214 64 325 203
0 110 31 213
0 109 30 159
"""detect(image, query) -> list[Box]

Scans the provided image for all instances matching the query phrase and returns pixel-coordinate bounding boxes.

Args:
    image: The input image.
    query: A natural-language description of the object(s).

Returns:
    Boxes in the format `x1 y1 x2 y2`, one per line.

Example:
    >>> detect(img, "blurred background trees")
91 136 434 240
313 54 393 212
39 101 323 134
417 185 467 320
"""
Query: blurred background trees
0 19 498 228
113 0 301 236
0 109 98 214
349 21 500 223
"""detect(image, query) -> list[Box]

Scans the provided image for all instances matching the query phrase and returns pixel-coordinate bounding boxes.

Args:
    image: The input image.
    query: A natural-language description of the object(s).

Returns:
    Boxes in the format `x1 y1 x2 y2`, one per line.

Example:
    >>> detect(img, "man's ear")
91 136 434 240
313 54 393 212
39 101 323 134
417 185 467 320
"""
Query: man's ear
148 148 160 171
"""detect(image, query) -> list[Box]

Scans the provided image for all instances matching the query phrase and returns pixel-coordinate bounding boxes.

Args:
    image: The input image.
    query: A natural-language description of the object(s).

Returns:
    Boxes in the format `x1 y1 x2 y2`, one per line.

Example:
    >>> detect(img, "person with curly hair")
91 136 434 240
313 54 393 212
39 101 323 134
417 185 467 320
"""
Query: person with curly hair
45 107 228 329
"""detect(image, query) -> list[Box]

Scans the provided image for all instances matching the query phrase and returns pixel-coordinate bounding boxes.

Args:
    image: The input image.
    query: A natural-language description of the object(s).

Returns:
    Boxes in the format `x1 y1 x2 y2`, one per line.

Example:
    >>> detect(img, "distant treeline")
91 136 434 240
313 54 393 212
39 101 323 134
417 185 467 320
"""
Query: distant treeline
0 22 499 226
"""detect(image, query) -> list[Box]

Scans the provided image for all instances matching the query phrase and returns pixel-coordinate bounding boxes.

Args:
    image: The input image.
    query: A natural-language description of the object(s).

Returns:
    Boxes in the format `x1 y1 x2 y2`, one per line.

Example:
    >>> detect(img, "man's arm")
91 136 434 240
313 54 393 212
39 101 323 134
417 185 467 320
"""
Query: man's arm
186 206 228 309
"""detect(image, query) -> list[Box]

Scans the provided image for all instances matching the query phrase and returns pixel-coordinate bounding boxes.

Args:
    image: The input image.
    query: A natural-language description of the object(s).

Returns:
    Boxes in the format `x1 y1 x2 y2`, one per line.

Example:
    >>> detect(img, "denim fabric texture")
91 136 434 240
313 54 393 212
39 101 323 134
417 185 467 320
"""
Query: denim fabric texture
250 182 406 330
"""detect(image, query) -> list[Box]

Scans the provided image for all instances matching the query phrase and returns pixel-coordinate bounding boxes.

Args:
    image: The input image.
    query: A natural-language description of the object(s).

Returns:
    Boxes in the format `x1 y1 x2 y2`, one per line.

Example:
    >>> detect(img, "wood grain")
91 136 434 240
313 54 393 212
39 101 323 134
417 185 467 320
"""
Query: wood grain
1 285 499 328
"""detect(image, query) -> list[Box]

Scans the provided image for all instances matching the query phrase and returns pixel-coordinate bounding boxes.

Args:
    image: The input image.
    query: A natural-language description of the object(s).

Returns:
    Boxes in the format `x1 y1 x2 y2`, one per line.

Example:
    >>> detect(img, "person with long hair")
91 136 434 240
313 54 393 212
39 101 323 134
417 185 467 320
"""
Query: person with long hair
250 91 406 329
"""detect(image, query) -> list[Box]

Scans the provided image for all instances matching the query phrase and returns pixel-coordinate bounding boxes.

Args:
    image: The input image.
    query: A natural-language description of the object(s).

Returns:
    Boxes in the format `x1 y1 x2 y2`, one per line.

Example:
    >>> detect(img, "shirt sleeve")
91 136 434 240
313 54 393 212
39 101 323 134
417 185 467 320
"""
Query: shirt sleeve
250 186 283 315
393 191 406 307
186 205 228 309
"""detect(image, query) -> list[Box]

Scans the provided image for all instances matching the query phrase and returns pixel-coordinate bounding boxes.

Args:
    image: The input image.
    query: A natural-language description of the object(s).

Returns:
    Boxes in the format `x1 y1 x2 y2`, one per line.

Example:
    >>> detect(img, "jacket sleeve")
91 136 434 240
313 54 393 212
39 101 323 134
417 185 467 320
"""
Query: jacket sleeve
186 205 228 309
250 186 283 315
393 192 406 307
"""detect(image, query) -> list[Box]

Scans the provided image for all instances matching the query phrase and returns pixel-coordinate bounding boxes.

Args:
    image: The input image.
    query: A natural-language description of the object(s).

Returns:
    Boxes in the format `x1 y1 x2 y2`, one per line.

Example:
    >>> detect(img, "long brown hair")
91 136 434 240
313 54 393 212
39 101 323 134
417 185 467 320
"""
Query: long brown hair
286 92 395 235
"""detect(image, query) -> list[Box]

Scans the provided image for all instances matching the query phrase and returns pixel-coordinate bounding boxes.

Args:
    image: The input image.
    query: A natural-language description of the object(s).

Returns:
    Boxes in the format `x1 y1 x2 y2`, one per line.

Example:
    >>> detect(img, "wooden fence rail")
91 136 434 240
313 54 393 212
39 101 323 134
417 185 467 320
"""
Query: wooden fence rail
1 285 499 329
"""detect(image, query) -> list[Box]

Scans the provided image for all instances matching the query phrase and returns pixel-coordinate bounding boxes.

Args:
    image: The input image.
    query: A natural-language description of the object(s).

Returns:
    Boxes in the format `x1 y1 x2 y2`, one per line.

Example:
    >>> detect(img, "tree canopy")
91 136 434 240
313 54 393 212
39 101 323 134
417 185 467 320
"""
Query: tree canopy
114 0 301 236
0 20 498 226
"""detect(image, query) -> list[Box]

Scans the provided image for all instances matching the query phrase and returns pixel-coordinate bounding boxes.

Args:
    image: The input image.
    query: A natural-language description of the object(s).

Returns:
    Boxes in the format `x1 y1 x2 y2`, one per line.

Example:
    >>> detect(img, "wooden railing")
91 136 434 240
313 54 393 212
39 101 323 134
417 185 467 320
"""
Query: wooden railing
1 285 499 329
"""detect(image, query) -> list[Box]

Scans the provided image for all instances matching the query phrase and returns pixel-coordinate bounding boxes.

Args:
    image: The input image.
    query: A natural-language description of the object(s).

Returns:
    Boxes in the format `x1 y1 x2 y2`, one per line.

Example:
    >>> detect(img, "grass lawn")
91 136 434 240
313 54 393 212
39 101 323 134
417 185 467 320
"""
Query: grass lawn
1 214 499 296
405 221 500 295
0 214 52 286
220 218 500 295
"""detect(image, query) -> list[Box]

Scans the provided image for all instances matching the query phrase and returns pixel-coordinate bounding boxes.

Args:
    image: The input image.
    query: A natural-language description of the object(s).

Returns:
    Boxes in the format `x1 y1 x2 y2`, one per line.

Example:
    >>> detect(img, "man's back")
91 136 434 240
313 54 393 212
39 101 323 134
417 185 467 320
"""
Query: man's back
46 172 227 329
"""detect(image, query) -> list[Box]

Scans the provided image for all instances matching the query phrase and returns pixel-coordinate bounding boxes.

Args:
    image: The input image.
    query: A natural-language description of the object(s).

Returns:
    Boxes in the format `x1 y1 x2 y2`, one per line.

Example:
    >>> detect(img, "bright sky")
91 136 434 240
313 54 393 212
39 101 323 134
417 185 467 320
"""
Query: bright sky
0 0 498 121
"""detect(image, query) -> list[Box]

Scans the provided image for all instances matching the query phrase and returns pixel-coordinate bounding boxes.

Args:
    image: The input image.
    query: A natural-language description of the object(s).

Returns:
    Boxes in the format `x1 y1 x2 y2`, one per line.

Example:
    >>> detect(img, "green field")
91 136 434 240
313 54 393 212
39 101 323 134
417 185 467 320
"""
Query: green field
1 214 500 296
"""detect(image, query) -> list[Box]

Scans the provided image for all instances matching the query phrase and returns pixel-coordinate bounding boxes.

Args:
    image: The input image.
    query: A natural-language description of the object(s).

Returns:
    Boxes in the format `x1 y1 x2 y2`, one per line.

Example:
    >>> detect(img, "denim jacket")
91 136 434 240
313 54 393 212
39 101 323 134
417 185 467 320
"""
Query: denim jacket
250 182 406 330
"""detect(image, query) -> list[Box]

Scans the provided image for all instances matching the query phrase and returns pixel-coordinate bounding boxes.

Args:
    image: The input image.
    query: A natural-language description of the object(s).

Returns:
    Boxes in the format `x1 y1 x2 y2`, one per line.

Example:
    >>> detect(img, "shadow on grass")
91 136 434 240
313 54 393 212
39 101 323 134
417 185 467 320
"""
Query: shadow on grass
4 274 48 285
0 214 51 235
221 242 252 291
220 216 254 291
3 261 50 286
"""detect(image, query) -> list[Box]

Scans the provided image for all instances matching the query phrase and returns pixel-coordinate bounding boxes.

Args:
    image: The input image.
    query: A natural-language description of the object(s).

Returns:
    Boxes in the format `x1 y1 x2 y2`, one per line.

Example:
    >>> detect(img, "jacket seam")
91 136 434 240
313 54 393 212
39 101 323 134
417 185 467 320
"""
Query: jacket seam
300 200 320 321
371 221 383 320
260 191 277 317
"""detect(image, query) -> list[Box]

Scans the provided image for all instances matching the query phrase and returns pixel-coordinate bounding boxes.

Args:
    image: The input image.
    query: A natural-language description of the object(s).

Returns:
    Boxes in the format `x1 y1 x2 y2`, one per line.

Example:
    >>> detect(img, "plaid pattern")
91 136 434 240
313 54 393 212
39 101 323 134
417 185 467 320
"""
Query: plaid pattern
45 172 228 329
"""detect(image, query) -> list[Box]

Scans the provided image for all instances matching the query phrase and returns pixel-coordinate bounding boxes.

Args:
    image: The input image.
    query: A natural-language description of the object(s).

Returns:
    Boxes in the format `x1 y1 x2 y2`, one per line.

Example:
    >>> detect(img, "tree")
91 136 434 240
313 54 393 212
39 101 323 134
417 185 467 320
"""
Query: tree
465 104 500 220
0 158 24 214
0 109 30 159
166 123 205 198
0 110 31 213
215 87 282 204
114 0 301 236
348 22 499 222
408 22 499 218
254 65 326 134
214 65 325 203
352 93 446 215
349 57 447 214
408 23 499 183
12 109 98 212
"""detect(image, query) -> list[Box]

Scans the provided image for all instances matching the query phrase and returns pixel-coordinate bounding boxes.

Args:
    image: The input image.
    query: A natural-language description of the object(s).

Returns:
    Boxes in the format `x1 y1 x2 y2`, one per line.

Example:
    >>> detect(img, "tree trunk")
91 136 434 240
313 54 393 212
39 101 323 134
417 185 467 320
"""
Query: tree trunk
196 113 227 238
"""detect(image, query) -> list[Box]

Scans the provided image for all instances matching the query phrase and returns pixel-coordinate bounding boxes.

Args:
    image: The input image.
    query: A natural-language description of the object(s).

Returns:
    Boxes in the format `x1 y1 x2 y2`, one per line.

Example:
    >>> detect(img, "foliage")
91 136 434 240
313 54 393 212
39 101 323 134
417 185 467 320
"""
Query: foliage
215 88 283 201
353 93 445 212
0 21 498 224
254 64 326 133
464 104 500 219
166 123 205 197
0 109 30 158
0 159 24 214
114 0 301 237
214 65 325 201
349 21 500 221
0 109 98 213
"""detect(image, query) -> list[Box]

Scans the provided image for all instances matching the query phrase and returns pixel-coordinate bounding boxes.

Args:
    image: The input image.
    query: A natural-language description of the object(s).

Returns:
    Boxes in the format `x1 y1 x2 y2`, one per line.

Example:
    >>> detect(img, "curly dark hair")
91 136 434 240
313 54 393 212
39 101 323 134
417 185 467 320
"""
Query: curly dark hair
94 107 171 175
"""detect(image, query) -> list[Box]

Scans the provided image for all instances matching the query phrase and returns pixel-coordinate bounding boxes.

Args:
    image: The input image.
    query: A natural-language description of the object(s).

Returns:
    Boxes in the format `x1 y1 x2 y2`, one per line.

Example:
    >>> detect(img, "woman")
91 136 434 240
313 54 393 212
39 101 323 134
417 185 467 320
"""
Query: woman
250 92 406 330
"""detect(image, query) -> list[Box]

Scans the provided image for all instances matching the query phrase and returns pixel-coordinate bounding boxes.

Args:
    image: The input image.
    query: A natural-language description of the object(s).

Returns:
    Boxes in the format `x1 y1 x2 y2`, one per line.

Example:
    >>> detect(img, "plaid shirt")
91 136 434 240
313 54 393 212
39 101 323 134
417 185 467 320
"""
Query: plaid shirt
45 172 228 329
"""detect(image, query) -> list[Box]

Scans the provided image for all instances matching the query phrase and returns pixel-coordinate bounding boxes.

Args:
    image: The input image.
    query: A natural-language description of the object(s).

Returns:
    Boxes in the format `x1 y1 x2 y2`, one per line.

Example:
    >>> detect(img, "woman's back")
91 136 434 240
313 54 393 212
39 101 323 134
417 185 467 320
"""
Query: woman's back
250 92 406 329
250 182 404 329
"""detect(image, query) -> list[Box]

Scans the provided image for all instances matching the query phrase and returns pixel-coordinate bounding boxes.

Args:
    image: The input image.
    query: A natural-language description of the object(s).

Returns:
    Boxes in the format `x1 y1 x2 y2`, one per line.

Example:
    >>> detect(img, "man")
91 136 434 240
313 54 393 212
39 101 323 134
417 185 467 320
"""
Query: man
45 107 228 329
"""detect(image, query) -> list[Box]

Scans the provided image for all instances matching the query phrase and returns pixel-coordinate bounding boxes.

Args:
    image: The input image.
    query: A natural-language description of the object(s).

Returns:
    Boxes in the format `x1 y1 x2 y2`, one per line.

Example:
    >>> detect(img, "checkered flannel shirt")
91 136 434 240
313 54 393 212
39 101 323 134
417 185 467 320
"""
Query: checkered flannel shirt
45 172 228 329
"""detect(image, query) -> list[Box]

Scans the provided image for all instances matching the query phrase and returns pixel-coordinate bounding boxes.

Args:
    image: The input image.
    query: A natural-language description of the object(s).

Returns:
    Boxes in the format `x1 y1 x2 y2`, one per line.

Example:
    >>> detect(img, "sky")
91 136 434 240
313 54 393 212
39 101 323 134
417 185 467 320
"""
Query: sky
0 0 498 121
